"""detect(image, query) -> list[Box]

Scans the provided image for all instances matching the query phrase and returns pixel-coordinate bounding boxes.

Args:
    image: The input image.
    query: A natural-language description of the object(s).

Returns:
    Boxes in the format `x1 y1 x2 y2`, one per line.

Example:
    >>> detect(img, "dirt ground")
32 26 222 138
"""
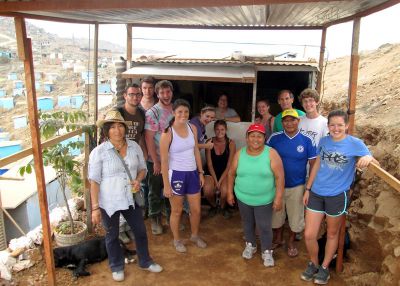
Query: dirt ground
10 208 346 286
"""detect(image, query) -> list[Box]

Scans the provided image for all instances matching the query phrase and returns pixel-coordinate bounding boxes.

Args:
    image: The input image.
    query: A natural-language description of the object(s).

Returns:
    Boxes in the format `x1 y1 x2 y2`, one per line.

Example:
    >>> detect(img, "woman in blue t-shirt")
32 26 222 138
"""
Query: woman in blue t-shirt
300 110 378 285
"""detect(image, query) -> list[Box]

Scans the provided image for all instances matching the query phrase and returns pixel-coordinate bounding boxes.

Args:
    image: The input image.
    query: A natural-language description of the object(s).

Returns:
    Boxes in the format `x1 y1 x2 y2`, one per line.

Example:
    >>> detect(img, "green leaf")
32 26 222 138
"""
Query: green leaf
26 164 32 174
19 166 25 176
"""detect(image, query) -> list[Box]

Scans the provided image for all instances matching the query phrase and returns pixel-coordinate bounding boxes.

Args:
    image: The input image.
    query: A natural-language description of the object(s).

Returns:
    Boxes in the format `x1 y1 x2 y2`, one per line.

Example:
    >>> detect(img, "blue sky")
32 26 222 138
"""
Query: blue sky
27 4 400 60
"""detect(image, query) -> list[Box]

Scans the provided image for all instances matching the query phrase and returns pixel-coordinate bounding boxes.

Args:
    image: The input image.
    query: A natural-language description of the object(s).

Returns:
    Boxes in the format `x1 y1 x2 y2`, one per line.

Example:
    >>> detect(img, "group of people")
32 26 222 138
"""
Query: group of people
88 78 378 284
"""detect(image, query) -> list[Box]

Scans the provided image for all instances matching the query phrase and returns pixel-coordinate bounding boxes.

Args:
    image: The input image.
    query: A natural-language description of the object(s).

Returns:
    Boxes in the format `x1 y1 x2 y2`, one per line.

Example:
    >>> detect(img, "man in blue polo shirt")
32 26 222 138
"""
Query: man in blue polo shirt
267 109 316 257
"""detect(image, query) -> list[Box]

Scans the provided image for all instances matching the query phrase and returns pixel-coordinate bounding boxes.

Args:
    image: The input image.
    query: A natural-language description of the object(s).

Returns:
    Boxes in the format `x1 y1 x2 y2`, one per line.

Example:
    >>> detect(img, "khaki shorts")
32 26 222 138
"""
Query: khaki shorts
272 185 305 232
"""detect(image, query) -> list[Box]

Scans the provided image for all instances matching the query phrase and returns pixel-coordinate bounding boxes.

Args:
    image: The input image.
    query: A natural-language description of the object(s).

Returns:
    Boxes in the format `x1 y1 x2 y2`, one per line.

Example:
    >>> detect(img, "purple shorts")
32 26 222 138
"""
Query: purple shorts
169 170 200 196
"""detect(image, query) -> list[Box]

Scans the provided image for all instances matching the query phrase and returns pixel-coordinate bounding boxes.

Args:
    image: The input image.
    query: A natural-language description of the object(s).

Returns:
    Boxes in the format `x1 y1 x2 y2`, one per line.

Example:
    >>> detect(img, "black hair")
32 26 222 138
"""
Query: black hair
102 121 127 138
164 99 191 133
125 82 140 93
328 109 349 124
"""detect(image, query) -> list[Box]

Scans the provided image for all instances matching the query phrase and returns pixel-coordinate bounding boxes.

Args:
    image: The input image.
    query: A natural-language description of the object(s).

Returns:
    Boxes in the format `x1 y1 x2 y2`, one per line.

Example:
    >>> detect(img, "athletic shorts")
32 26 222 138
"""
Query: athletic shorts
306 190 350 217
168 170 200 196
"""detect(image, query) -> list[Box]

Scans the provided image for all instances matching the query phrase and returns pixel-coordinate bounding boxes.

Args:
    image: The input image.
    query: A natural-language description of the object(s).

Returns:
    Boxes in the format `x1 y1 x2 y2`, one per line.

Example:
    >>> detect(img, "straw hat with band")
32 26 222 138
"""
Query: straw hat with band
96 109 128 129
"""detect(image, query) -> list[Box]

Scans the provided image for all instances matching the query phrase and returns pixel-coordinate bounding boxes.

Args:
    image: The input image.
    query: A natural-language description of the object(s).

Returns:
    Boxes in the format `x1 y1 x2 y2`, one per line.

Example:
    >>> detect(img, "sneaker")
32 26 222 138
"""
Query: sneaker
262 250 274 267
142 263 163 273
242 242 257 259
174 240 187 253
314 266 330 285
112 271 124 282
190 236 207 248
208 206 218 218
300 261 319 281
151 215 163 235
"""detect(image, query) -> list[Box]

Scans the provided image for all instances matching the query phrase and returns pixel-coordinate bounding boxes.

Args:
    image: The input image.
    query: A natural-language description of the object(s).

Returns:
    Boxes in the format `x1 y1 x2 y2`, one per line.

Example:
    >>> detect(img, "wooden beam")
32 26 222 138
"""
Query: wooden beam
0 0 343 12
0 12 96 24
316 27 326 95
368 162 400 193
14 17 56 286
127 24 133 69
335 18 361 274
0 129 83 169
325 0 399 27
347 18 360 134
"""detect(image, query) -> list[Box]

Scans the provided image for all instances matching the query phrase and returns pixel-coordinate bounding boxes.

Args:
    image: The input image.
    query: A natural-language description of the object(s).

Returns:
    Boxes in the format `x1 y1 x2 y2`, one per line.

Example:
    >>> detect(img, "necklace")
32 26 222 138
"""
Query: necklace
112 140 126 153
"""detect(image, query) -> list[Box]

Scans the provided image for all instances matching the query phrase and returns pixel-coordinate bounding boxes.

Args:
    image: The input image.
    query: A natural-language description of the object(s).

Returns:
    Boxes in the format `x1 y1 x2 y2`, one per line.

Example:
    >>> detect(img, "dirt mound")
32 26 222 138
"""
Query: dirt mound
322 43 400 285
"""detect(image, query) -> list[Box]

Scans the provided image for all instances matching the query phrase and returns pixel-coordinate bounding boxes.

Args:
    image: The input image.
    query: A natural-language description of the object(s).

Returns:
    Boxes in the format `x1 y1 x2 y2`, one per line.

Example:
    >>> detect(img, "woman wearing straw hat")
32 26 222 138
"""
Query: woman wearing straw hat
227 123 284 267
89 109 163 282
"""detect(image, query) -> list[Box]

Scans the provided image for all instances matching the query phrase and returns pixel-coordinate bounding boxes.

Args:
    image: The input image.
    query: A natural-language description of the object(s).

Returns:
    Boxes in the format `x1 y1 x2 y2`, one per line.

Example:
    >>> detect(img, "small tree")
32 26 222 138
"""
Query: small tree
20 110 92 234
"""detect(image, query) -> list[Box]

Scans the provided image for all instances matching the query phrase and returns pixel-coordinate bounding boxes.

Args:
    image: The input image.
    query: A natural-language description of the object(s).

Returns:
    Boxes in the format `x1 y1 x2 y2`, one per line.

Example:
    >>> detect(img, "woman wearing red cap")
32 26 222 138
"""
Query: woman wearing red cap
227 123 284 267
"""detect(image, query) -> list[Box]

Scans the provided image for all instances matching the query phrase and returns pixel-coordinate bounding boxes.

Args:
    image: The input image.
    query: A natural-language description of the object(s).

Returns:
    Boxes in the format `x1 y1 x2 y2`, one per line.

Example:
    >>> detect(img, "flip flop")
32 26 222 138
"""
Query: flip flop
271 241 284 250
287 246 298 257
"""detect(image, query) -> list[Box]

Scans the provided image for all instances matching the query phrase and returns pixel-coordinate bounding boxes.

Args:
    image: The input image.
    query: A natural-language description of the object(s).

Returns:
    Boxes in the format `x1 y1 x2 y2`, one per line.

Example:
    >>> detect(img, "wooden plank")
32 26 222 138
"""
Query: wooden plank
0 0 343 12
0 129 83 168
0 12 96 24
347 18 360 134
368 162 400 193
316 27 326 95
14 17 56 285
1 207 26 236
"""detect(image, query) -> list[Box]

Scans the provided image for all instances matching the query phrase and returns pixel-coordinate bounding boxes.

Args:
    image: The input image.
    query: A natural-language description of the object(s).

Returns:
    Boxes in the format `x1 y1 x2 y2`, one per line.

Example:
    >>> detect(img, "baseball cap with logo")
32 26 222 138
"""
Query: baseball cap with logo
246 123 266 135
281 109 299 119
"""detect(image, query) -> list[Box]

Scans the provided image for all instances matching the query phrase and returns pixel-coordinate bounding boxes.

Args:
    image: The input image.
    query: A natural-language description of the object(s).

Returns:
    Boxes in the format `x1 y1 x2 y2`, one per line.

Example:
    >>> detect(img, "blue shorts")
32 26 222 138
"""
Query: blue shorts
169 170 200 196
306 190 350 217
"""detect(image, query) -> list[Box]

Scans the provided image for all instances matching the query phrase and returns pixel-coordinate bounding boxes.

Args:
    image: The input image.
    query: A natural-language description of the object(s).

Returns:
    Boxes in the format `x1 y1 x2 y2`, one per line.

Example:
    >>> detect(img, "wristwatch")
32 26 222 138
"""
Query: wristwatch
198 170 205 174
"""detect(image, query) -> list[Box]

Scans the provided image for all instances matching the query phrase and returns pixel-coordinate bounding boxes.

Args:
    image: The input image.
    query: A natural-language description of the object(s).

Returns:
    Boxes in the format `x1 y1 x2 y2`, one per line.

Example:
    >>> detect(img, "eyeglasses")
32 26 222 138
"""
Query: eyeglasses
127 93 142 97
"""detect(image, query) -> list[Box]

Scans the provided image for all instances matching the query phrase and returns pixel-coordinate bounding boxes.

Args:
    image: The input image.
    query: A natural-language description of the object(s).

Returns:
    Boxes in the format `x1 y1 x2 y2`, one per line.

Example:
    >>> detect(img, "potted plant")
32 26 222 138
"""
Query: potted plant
20 110 93 246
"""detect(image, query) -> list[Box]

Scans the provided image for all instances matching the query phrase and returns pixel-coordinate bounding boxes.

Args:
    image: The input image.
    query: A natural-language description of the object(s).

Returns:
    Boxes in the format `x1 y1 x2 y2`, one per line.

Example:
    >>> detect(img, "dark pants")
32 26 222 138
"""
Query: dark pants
237 199 273 252
141 162 151 212
101 205 153 271
147 161 170 218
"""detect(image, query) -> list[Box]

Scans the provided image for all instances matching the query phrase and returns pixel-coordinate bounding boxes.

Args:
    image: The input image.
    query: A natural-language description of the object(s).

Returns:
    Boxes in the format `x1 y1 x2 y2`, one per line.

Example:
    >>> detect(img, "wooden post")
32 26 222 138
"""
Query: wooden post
127 24 133 69
336 17 361 274
93 23 99 127
251 78 257 122
83 131 92 232
316 27 326 95
347 18 361 134
14 17 56 286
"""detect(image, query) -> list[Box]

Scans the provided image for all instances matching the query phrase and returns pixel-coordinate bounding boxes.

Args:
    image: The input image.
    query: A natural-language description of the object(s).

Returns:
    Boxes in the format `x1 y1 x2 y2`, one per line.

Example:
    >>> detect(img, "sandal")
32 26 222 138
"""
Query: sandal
287 246 298 257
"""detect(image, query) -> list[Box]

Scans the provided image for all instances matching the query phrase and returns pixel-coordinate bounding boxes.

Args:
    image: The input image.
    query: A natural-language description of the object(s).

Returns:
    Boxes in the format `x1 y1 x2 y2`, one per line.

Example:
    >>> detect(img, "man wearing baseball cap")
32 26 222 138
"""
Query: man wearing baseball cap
267 109 317 257
273 90 306 132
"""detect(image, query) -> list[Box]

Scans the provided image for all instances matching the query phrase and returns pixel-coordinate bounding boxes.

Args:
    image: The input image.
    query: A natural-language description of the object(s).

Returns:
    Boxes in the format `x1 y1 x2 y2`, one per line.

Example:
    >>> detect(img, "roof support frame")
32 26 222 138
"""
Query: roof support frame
316 27 326 95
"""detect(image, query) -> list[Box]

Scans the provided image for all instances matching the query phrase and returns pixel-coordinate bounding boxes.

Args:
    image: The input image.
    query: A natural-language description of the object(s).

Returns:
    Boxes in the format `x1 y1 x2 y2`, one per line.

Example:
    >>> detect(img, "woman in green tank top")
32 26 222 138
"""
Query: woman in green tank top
227 124 284 267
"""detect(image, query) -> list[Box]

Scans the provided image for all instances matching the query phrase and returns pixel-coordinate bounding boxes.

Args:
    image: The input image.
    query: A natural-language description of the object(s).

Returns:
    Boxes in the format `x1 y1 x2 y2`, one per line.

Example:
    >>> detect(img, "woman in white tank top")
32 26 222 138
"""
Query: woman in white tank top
160 99 207 253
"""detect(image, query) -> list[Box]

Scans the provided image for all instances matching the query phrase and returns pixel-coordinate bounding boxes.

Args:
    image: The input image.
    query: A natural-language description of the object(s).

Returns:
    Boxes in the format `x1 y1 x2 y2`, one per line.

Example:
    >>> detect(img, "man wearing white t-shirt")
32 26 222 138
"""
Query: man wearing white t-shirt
298 88 329 146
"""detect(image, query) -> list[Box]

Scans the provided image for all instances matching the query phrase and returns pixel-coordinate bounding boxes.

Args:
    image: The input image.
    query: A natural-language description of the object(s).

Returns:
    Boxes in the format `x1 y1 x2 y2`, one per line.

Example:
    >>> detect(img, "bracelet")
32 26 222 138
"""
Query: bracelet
198 170 205 174
305 188 311 191
92 207 100 212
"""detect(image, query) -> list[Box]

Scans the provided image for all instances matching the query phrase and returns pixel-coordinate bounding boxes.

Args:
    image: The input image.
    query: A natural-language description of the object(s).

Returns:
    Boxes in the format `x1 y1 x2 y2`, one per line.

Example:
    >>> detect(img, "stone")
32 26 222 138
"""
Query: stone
394 246 400 257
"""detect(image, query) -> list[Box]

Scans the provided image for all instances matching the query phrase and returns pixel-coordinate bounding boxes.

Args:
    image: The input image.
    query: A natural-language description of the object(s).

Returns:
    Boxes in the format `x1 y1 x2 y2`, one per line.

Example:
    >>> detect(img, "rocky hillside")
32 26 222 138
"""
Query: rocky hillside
322 43 400 286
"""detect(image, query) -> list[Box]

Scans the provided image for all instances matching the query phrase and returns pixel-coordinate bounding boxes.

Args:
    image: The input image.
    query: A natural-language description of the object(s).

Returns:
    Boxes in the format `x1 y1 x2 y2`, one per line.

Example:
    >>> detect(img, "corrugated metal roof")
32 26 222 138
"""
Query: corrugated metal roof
0 0 393 27
132 58 318 67
122 59 318 82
